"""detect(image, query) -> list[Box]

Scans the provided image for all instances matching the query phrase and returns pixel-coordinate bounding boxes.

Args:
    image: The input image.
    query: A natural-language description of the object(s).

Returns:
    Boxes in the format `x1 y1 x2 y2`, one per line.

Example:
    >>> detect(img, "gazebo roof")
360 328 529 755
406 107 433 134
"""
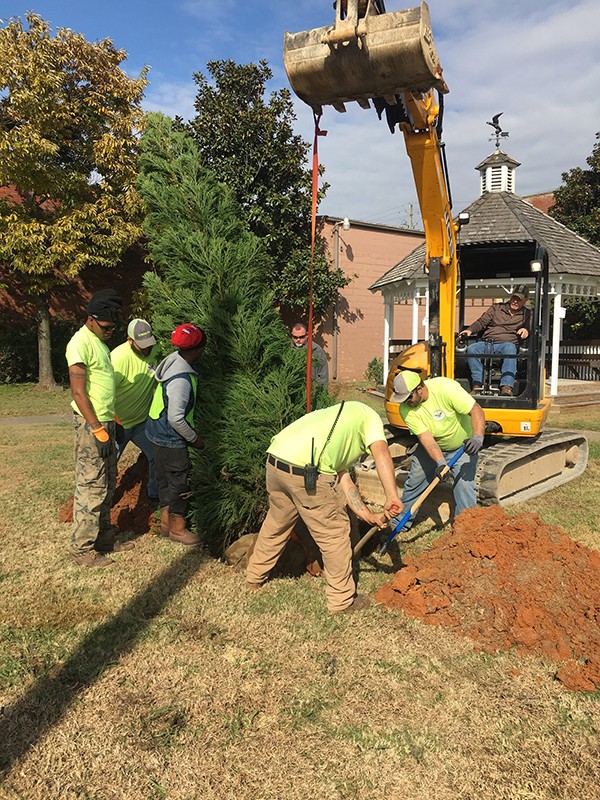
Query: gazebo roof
370 191 600 293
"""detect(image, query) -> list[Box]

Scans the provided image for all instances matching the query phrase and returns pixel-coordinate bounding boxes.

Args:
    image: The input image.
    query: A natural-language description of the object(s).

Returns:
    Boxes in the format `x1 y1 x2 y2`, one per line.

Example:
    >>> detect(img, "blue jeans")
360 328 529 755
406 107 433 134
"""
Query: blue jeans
395 444 477 532
466 340 517 388
116 421 158 498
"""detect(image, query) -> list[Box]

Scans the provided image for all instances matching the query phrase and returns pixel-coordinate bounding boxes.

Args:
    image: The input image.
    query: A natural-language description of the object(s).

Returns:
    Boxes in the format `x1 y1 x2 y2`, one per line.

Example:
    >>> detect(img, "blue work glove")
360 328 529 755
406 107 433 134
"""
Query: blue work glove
434 460 452 482
464 434 484 455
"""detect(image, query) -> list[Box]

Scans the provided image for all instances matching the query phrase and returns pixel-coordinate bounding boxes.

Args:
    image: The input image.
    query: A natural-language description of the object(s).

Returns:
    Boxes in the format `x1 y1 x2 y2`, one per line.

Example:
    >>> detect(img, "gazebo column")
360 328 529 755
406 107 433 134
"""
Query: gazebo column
383 298 394 385
411 294 419 344
550 292 564 397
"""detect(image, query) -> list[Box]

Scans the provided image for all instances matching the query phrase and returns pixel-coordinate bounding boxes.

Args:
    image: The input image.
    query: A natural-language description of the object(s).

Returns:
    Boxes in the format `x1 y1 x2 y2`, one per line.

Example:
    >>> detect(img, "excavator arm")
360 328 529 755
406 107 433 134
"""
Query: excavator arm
284 1 458 383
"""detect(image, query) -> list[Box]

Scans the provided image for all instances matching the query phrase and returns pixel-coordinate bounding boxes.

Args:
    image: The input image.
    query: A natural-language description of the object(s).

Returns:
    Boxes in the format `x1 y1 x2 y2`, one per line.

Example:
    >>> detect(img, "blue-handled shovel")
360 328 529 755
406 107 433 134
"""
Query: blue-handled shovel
352 445 466 559
378 445 465 556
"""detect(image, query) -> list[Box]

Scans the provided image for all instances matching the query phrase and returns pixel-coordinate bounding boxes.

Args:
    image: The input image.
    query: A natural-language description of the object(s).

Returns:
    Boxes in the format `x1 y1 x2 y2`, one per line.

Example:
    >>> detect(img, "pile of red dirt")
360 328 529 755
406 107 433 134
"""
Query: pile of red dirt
59 455 158 536
375 505 600 691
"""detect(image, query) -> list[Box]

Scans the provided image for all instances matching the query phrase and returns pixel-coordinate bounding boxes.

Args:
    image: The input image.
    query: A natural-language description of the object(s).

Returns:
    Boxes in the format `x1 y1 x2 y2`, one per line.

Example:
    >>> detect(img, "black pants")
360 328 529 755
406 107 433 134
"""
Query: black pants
151 444 191 516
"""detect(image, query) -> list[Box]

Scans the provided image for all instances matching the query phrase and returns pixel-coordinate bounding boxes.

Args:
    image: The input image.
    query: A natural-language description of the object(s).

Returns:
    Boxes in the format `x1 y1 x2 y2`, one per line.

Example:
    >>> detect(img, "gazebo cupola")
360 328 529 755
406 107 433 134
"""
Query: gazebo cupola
475 148 521 194
476 112 520 194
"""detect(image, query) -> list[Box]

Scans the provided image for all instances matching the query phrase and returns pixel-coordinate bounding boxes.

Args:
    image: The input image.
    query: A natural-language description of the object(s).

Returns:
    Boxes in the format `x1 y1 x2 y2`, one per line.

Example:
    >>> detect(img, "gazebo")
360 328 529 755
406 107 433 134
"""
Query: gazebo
370 148 600 395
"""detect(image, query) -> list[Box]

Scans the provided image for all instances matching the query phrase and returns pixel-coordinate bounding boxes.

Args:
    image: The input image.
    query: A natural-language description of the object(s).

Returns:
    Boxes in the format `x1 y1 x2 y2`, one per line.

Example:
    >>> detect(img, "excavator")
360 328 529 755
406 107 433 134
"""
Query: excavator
284 0 588 507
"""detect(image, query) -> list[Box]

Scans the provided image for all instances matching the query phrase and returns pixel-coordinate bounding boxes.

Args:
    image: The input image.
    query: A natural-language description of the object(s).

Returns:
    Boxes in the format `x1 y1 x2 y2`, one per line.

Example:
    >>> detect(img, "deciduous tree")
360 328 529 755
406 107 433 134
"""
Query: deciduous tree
0 13 147 386
187 59 348 317
551 133 600 338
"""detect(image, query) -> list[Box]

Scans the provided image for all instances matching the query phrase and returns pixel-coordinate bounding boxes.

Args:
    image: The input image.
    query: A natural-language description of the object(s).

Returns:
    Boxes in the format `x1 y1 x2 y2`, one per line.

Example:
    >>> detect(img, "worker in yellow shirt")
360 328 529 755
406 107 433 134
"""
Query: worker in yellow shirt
111 319 160 499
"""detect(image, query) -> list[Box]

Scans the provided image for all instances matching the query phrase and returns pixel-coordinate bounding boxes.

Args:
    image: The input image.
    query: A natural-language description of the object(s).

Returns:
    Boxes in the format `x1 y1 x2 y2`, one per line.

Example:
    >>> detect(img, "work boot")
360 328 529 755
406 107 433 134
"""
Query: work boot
72 551 114 568
471 386 483 395
95 527 135 553
330 594 371 615
499 385 514 396
159 506 170 537
168 513 202 546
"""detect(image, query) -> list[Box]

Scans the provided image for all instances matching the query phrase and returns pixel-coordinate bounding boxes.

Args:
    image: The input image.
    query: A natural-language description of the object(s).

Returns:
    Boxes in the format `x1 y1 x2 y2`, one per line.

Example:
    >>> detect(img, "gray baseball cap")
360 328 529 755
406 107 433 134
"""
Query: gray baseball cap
127 319 156 347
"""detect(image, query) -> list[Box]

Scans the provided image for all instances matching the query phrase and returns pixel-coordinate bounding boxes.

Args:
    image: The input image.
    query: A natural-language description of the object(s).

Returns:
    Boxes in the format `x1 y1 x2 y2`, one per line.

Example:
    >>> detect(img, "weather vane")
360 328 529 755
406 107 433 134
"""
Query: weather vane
486 112 509 147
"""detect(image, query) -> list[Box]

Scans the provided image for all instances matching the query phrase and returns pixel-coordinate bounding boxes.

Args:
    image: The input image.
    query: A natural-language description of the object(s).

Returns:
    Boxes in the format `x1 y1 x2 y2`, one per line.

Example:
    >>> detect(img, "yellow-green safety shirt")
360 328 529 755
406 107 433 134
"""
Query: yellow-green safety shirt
401 377 475 451
268 401 386 474
65 324 115 422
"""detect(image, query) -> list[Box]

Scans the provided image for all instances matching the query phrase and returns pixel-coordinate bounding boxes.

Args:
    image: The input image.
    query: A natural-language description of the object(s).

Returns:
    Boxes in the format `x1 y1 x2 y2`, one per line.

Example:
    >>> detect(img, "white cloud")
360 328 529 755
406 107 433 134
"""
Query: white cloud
143 81 197 122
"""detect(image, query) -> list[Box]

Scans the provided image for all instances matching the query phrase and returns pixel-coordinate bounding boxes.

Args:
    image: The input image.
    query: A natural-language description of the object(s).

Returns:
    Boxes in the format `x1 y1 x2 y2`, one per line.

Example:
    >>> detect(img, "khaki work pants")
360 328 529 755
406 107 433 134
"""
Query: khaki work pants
247 461 355 613
70 414 117 556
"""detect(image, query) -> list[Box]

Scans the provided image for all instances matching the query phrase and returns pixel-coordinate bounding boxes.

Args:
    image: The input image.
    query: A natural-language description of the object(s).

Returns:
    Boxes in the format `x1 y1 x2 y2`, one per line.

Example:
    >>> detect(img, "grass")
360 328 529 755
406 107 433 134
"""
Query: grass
0 383 70 417
0 398 599 798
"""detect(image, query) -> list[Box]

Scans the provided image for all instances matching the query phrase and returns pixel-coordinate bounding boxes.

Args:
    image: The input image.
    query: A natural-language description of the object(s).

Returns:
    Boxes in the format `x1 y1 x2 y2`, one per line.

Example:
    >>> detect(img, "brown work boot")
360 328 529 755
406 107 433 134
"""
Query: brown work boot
499 385 514 396
330 594 371 615
72 551 114 568
168 513 203 546
159 506 170 537
245 582 263 591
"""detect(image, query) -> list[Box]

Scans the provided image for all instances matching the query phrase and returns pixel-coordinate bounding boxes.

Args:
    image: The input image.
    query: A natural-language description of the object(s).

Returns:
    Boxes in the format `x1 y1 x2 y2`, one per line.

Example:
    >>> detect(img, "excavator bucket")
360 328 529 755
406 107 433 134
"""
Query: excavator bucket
283 1 448 113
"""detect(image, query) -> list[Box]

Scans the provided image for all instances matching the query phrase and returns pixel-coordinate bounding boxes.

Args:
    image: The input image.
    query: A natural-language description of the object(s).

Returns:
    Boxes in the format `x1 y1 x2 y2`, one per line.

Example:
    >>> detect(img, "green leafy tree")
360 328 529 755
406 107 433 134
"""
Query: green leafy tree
187 59 348 317
0 13 147 387
138 113 329 553
550 132 600 338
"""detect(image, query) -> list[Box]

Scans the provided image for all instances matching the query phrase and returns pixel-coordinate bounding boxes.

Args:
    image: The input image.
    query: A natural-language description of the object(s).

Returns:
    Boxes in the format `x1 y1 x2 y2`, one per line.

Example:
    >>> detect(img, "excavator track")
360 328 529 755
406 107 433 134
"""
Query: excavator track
354 428 588 512
475 428 588 506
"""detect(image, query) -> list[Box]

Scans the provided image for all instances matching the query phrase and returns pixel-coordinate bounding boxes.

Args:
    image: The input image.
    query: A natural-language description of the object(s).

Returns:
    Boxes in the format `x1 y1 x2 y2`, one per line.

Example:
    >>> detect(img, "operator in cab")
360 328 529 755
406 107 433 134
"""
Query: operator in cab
460 287 531 397
392 371 486 528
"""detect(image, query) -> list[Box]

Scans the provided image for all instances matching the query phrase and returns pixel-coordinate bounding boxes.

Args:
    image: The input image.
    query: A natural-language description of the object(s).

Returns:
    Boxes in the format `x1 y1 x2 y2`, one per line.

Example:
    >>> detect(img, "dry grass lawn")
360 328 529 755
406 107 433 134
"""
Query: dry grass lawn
0 418 599 800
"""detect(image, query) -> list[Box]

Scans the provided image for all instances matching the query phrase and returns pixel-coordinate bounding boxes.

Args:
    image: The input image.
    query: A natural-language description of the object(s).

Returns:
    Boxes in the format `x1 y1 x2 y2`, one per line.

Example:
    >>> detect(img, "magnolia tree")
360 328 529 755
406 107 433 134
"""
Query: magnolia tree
188 59 348 318
137 113 329 552
551 132 600 338
0 13 146 386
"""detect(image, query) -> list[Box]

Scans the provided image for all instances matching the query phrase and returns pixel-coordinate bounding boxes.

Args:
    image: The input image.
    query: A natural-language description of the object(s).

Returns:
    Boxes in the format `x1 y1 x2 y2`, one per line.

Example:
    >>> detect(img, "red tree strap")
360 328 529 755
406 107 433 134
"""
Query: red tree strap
306 110 327 413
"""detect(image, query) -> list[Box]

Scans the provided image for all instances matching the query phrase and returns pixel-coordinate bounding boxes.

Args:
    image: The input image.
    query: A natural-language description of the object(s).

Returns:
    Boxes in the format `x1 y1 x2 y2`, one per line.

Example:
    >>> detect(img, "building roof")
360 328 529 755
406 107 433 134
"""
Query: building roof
370 190 600 291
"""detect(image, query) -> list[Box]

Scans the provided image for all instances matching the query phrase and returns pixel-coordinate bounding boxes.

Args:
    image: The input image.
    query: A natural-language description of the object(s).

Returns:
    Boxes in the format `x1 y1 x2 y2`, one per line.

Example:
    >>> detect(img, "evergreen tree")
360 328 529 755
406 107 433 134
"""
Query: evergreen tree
137 113 329 553
187 59 348 317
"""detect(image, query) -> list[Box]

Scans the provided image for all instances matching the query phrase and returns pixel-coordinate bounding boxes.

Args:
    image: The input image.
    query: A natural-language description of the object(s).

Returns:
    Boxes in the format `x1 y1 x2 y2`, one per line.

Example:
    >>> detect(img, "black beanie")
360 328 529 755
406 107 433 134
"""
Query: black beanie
87 289 123 323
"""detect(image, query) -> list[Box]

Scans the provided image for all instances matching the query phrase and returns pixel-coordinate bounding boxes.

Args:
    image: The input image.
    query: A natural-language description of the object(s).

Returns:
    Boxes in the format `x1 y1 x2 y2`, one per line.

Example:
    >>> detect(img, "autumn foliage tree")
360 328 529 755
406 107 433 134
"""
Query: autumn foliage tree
0 13 147 387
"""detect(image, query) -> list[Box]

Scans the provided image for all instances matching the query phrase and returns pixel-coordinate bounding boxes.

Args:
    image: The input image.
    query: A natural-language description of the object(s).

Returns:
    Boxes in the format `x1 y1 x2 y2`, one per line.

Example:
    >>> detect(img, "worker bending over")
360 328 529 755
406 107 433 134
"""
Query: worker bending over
392 371 485 528
247 401 402 614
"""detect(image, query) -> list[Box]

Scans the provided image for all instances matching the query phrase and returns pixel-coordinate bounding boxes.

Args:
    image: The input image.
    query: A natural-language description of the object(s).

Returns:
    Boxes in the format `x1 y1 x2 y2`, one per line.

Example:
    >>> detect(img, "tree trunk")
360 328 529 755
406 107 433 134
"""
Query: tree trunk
36 297 60 389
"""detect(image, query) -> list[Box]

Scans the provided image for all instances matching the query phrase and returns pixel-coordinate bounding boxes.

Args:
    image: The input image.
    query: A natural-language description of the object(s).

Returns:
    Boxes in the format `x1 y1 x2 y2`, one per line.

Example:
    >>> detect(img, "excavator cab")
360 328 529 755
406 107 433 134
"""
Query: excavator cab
283 1 447 113
454 243 552 437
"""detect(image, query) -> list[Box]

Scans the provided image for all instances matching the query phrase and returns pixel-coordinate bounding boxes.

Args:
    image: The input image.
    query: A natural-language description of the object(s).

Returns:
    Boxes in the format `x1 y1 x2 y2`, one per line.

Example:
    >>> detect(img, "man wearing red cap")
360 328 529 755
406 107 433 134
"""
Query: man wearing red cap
146 324 206 546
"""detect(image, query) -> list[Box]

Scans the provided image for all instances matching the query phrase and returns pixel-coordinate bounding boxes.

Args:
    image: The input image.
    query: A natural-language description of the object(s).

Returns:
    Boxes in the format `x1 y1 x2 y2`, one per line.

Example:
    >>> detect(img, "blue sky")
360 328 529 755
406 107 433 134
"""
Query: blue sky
4 1 599 228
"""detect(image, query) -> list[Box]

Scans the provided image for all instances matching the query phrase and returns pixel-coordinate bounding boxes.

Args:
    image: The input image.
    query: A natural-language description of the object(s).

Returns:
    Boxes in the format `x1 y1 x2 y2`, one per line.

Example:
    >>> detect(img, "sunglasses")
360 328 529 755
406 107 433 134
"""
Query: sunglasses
292 334 307 340
95 321 116 332
406 386 420 401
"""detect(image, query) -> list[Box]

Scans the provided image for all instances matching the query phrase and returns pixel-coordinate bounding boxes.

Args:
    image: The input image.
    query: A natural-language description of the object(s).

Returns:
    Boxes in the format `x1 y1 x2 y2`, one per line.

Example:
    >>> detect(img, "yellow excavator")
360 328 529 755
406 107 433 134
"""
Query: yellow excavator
284 0 588 506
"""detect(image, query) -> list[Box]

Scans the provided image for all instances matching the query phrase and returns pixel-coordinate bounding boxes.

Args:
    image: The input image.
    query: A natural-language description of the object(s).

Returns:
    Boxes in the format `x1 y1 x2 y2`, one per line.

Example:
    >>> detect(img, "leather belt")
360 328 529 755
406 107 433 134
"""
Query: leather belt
267 453 308 477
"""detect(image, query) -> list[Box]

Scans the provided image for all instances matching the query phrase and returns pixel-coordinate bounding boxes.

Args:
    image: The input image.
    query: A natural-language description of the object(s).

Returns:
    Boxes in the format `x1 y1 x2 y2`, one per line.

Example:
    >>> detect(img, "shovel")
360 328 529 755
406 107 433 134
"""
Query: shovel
352 445 465 558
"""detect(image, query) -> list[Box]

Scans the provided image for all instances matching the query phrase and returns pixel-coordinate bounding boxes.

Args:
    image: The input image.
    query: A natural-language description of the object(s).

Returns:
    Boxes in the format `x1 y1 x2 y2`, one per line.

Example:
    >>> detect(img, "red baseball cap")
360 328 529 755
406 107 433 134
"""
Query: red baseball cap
171 323 205 350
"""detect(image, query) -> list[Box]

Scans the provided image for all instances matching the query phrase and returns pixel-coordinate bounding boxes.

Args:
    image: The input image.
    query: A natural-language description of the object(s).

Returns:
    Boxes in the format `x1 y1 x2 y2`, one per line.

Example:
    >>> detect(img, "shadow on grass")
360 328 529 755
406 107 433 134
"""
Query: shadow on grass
0 548 205 773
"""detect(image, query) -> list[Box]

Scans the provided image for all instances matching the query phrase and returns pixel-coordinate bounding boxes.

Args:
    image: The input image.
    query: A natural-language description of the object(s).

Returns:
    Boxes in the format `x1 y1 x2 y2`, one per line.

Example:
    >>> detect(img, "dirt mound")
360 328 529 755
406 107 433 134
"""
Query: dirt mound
375 505 600 691
59 455 158 536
